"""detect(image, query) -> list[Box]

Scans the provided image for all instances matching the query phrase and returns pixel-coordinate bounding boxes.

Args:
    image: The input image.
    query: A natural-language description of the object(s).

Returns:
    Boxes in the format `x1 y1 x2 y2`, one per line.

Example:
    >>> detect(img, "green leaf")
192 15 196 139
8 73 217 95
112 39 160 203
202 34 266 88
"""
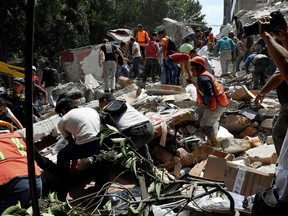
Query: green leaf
129 204 139 214
148 182 155 194
120 145 128 156
106 124 119 132
122 156 133 168
132 158 137 176
111 137 126 144
155 182 162 198
48 192 57 202
26 206 33 215
1 203 24 216
103 200 112 212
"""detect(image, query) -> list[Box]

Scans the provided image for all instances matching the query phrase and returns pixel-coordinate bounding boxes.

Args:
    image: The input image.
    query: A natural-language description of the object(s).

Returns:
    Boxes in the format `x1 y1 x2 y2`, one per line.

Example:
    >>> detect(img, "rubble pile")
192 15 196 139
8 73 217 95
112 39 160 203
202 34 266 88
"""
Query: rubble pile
21 2 288 214
22 67 280 214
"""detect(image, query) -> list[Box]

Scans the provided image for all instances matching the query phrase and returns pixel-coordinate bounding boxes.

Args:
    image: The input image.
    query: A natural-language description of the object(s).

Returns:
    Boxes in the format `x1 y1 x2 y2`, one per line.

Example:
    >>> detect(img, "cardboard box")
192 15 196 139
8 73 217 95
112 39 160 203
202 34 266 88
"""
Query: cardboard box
203 155 274 196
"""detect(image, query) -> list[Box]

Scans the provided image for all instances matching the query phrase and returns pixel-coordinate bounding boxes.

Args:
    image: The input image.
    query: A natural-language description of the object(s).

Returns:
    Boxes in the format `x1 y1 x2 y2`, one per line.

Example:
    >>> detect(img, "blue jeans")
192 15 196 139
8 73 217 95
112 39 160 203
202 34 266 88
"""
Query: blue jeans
116 64 130 82
236 56 245 71
161 59 171 84
165 57 179 85
133 57 141 77
161 61 167 84
0 177 42 213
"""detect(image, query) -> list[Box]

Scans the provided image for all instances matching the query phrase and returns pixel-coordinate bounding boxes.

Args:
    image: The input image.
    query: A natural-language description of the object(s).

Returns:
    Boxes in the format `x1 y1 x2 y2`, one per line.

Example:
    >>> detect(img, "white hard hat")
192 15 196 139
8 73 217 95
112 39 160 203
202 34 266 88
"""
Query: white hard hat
32 65 36 71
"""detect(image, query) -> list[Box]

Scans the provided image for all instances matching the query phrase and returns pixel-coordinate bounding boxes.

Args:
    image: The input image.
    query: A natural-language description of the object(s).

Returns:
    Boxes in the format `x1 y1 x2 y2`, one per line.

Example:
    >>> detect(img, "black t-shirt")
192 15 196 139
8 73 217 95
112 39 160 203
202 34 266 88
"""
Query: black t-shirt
117 49 125 65
100 43 117 61
277 80 288 105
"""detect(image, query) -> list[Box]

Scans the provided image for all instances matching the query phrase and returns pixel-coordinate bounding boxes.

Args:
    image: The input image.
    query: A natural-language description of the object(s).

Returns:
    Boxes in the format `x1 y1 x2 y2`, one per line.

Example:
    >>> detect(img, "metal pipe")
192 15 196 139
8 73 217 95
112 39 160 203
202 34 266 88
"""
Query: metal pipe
25 0 40 215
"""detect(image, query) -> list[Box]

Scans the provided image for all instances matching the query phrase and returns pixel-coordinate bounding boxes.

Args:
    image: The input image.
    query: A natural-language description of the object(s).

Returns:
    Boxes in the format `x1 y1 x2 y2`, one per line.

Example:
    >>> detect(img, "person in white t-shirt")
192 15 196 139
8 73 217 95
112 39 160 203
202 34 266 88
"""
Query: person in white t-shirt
54 98 101 200
129 37 142 78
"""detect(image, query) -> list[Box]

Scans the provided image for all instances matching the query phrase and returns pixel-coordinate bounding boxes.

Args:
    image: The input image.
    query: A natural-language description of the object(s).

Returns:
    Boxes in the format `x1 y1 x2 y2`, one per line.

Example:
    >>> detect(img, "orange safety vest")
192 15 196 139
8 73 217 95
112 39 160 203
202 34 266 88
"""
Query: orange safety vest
136 31 149 47
0 132 41 185
197 71 229 111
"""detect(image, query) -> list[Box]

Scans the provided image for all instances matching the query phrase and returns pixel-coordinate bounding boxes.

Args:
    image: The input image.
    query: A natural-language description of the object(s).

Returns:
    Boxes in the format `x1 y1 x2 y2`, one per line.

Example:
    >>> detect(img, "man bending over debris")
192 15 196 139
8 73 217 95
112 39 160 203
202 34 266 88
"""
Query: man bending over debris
54 98 101 200
98 92 154 170
190 56 229 148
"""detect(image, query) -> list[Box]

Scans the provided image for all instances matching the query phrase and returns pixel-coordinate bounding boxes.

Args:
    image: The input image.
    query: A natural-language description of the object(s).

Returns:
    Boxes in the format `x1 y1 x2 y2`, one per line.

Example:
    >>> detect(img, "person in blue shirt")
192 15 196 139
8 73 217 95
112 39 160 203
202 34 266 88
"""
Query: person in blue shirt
243 52 270 89
213 35 235 76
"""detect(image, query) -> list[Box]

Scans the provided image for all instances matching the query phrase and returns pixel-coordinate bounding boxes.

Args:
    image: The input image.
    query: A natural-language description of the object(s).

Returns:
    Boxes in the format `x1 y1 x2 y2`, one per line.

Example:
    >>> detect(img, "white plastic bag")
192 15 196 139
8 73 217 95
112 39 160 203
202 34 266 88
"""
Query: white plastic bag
52 136 68 155
185 84 197 102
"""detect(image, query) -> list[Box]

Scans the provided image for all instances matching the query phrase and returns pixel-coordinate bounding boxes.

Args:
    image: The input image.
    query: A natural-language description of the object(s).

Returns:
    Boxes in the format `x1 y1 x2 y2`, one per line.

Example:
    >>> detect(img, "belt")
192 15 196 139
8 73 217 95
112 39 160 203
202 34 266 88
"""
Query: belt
122 121 149 134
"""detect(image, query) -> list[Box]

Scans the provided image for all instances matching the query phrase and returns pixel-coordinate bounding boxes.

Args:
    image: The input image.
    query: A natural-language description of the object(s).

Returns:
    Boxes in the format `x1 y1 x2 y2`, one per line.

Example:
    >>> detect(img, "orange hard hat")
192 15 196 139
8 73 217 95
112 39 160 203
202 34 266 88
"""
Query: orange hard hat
191 56 206 69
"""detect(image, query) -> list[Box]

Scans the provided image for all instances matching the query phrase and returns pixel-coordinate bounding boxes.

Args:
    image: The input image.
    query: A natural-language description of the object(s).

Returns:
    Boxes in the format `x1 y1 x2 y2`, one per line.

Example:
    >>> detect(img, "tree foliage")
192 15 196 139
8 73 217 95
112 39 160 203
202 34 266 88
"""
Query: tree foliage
0 0 206 66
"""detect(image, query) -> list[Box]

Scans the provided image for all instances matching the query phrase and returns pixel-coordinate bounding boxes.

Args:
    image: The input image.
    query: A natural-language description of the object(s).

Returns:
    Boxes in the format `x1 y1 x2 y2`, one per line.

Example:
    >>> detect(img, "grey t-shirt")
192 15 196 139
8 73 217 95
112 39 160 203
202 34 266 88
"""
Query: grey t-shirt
109 103 149 131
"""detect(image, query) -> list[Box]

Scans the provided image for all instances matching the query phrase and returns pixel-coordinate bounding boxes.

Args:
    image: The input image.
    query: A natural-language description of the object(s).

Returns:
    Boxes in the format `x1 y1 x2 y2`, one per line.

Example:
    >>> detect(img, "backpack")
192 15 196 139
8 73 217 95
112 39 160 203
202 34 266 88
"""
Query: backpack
100 100 127 127
252 187 288 216
167 37 178 55
103 100 127 115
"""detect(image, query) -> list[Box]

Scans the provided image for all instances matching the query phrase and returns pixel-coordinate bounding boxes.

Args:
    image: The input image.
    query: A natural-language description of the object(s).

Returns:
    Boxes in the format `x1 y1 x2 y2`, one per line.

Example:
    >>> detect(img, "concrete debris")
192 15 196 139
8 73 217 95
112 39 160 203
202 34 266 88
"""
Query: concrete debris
106 28 133 43
156 18 193 48
28 65 282 215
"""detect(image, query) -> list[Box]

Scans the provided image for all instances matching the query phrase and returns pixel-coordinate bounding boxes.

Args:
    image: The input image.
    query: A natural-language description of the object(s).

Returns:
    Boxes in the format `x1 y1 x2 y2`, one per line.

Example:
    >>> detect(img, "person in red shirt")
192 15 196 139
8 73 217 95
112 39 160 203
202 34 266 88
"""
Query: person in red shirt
143 32 160 84
165 50 195 85
32 66 41 86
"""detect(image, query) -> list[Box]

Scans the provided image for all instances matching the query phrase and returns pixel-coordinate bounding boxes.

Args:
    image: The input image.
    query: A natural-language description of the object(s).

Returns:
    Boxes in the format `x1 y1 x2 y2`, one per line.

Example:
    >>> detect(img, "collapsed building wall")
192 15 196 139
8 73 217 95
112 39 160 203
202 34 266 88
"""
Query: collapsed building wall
60 45 103 83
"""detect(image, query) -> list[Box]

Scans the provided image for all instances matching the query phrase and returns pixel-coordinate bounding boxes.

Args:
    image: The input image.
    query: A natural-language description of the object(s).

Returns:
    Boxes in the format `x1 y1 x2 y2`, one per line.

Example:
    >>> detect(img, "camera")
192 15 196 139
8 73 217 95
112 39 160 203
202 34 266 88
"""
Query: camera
243 11 287 36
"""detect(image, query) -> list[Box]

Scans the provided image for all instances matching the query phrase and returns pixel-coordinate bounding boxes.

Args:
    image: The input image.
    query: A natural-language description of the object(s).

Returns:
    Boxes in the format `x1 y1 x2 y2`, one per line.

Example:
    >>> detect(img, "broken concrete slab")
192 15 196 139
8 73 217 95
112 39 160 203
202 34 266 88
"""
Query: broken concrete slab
117 76 133 89
166 108 199 126
18 114 61 142
245 144 277 166
145 84 185 95
258 107 279 118
260 118 273 129
220 114 251 134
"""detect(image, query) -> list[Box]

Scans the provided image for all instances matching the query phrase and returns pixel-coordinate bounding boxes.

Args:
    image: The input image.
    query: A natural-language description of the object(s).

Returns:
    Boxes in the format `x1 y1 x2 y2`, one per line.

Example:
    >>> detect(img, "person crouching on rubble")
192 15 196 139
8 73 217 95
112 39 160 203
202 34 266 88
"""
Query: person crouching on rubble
54 98 102 200
190 56 229 148
98 92 154 170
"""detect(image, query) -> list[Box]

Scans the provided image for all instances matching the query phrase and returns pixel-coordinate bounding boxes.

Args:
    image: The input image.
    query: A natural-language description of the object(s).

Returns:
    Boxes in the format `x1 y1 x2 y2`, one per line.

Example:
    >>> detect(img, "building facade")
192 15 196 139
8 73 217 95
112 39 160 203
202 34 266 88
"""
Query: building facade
223 0 259 24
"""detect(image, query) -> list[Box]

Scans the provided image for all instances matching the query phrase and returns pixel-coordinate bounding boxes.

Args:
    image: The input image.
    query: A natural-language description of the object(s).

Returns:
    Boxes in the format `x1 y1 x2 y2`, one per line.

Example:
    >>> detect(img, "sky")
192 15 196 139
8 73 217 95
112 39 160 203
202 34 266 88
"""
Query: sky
198 0 224 35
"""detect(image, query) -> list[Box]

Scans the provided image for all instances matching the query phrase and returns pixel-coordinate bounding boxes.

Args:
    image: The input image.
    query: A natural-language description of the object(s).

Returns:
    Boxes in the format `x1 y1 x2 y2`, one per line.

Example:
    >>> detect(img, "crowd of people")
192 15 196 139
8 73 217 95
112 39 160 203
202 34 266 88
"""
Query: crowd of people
98 21 279 93
99 24 218 89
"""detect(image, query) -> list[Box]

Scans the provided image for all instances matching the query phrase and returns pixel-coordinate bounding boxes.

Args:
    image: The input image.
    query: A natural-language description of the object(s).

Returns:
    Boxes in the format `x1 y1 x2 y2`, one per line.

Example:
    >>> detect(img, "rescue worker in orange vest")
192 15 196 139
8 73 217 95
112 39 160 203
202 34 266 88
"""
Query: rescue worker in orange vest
190 56 229 148
135 24 149 63
0 128 42 213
